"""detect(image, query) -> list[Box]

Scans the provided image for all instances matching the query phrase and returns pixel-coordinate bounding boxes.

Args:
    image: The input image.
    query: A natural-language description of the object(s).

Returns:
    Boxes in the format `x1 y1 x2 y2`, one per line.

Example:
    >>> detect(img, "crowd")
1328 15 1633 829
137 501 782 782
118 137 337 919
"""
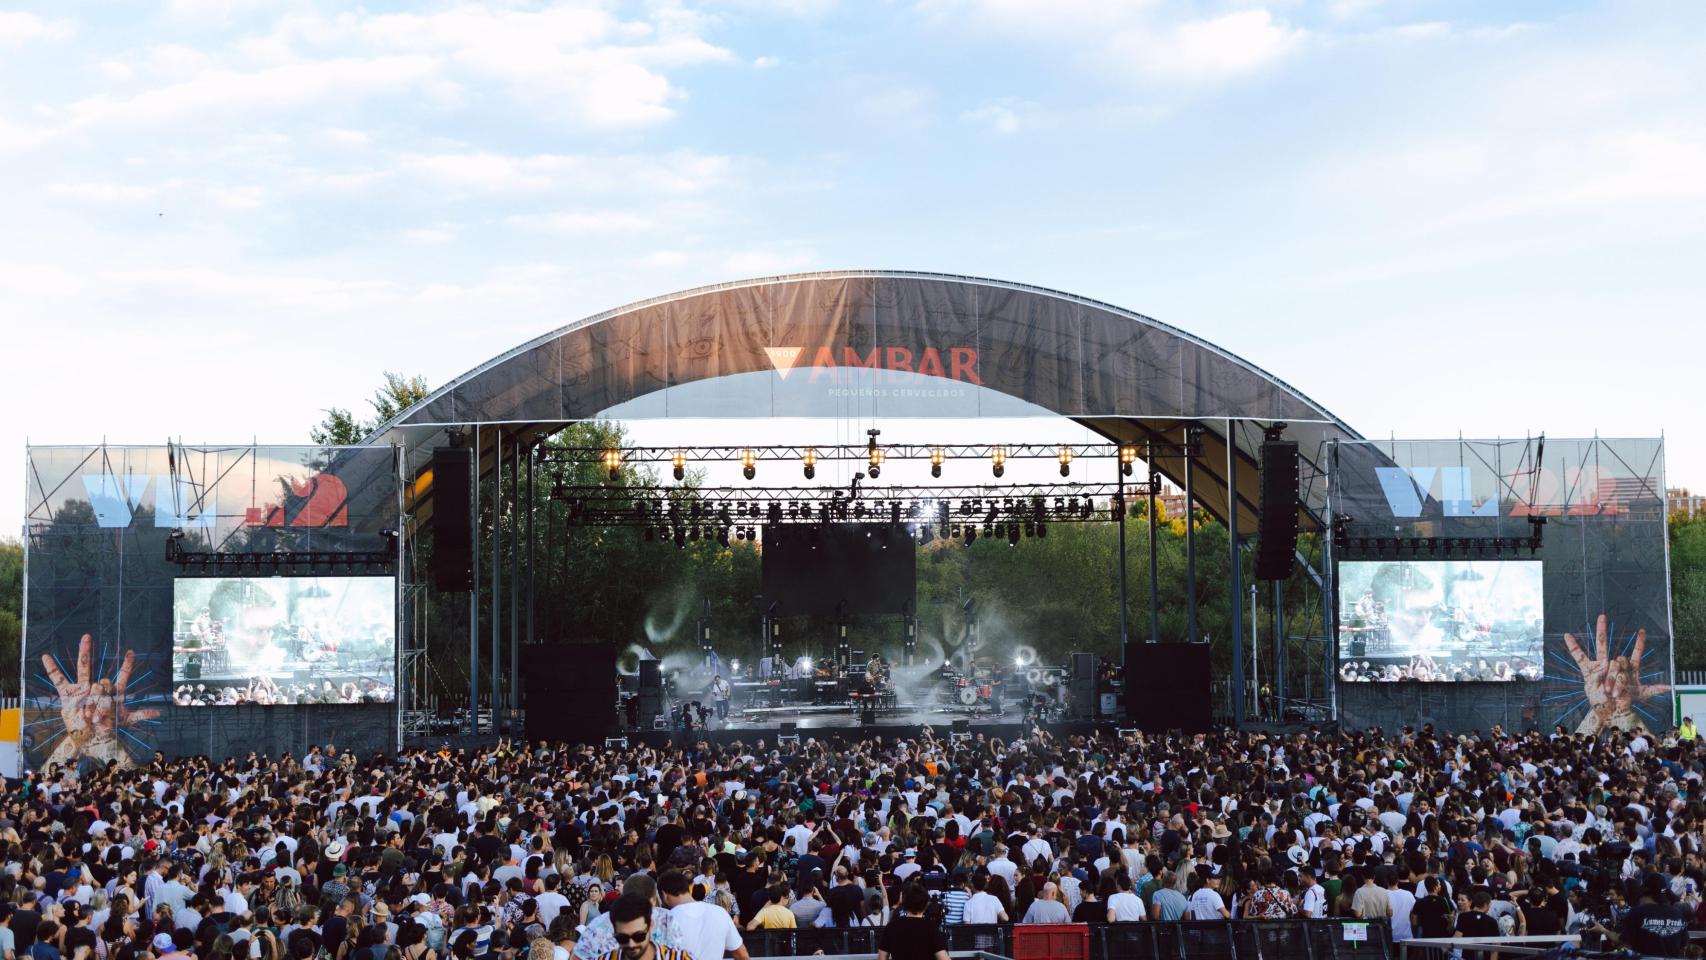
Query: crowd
5 719 1706 960
170 681 394 707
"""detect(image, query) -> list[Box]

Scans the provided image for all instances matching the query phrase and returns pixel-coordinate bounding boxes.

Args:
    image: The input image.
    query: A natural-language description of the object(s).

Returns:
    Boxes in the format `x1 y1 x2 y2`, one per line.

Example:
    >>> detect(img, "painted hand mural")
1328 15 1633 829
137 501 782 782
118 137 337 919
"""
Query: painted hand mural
1565 614 1669 735
39 634 160 768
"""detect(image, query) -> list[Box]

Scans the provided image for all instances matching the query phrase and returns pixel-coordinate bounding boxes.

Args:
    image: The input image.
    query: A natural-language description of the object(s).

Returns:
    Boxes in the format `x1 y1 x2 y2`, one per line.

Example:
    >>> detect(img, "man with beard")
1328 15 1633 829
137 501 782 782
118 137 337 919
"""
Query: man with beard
599 895 690 960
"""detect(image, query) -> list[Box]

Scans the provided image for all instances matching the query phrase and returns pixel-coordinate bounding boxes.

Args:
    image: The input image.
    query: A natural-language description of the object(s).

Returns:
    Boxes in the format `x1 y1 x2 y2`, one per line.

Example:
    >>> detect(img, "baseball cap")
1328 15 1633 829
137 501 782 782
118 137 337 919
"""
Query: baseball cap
152 933 176 952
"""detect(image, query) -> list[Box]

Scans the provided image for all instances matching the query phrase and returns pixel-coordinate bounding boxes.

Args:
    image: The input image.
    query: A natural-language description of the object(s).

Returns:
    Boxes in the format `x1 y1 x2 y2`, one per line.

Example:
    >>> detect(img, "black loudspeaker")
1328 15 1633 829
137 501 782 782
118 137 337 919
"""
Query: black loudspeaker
521 645 617 742
1124 643 1211 733
637 660 664 724
1071 652 1099 719
431 447 475 592
1255 440 1300 581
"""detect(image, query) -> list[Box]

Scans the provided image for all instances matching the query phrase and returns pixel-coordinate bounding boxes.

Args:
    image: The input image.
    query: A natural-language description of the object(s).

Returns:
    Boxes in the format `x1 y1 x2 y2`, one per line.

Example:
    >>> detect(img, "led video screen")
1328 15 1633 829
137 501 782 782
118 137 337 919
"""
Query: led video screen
1338 560 1543 682
761 523 917 617
172 576 396 705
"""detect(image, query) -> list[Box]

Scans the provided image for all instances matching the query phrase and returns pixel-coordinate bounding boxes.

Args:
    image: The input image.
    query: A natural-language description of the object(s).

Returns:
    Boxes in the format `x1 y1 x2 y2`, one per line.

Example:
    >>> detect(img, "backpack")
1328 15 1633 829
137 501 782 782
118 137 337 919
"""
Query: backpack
922 892 946 926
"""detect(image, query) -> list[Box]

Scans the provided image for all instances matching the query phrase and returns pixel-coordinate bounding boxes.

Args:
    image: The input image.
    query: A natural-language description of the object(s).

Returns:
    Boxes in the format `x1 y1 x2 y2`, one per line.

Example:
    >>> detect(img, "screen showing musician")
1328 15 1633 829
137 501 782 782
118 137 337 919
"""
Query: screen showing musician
171 576 396 705
1337 560 1543 682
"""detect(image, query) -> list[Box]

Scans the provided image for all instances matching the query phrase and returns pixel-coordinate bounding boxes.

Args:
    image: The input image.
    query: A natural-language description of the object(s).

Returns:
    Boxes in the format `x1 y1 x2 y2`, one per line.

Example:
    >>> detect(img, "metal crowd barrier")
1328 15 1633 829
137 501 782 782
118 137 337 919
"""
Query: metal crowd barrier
741 919 1394 960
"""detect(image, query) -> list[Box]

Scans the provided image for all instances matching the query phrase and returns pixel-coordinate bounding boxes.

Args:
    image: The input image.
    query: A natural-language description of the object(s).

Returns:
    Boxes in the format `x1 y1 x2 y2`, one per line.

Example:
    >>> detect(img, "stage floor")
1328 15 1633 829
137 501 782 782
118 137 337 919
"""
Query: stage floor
718 699 1022 731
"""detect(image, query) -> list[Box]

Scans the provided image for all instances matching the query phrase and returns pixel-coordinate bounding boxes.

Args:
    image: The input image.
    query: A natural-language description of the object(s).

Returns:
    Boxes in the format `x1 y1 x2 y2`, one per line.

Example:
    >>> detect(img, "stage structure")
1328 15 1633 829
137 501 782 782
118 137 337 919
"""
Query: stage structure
370 271 1356 740
17 272 1675 767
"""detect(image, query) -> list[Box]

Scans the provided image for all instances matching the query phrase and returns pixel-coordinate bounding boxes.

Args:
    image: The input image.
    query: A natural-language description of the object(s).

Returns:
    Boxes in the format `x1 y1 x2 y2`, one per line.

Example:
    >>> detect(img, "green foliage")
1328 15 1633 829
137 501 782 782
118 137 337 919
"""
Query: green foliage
0 538 17 695
310 371 433 446
1672 511 1706 670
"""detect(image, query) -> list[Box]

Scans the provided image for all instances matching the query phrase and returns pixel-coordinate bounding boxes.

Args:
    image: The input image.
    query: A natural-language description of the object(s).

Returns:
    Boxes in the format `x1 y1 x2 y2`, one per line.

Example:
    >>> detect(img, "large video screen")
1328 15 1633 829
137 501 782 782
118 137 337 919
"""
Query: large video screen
172 576 396 706
761 523 917 617
1338 560 1543 682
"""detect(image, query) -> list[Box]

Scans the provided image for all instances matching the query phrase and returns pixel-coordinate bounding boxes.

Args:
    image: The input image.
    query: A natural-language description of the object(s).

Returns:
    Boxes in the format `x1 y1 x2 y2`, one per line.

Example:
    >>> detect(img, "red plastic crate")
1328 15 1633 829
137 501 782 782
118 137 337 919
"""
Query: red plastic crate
1012 923 1090 960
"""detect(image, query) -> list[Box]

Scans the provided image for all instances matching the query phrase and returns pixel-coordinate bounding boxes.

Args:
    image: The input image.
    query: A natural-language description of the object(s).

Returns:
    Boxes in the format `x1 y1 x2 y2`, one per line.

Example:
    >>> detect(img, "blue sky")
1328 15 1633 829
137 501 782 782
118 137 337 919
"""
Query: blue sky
1 0 1701 534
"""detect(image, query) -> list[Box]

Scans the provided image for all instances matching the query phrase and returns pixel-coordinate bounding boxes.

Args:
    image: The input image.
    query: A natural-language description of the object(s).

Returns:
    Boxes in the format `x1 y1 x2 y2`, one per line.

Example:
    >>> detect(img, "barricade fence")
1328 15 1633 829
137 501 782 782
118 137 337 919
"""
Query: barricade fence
741 918 1394 960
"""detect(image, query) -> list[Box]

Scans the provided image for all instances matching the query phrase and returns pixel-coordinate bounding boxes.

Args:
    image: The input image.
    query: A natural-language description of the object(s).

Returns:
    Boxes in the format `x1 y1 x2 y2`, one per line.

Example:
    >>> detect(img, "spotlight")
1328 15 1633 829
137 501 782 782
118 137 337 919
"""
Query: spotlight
768 502 783 525
716 528 730 548
689 526 701 542
1119 445 1138 476
742 448 756 480
675 528 687 549
1037 522 1047 538
672 450 686 482
1058 446 1073 477
868 449 884 479
930 447 944 479
992 446 1006 478
1008 525 1020 546
1111 496 1126 521
603 449 623 482
890 501 901 525
965 526 976 545
803 448 817 480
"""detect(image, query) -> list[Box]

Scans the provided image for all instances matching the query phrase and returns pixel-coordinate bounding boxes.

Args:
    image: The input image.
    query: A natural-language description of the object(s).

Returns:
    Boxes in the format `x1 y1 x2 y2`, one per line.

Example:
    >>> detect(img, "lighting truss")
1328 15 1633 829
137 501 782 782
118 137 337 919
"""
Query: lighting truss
165 530 398 572
538 440 1202 467
549 481 1135 529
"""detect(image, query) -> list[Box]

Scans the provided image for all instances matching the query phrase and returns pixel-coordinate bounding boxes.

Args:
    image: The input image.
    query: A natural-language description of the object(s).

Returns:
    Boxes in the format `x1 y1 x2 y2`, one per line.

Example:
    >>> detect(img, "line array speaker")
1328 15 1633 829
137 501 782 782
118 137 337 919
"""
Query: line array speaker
431 447 474 592
1255 439 1299 581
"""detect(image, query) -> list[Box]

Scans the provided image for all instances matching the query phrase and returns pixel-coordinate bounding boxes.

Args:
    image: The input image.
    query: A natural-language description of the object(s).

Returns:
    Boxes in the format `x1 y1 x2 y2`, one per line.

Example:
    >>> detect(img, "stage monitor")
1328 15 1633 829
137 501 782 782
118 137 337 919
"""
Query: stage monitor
1337 559 1543 682
172 576 396 705
761 523 916 617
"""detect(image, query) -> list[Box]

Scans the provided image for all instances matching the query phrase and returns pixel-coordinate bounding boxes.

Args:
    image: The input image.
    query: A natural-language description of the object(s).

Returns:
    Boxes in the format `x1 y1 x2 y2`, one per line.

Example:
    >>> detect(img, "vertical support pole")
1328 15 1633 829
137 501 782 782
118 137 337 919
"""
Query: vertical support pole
526 443 536 702
1273 579 1287 716
509 439 520 720
1251 582 1259 720
1184 425 1199 645
469 424 480 734
1147 440 1160 645
490 429 502 727
1227 419 1246 728
1117 461 1129 649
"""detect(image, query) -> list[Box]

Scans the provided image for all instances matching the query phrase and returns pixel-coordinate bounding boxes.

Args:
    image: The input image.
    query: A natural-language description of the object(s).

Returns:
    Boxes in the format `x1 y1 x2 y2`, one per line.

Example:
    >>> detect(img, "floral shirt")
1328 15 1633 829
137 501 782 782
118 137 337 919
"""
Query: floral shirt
570 906 681 960
1247 885 1295 919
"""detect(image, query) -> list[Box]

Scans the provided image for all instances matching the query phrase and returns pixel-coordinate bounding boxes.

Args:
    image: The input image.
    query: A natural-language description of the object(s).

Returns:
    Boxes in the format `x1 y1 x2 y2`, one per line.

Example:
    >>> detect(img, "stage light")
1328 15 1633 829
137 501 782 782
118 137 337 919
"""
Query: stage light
931 447 944 478
1009 525 1020 546
689 526 701 542
716 528 730 548
672 450 686 482
1058 446 1073 477
742 448 756 480
675 529 687 549
868 447 884 479
1120 445 1138 476
965 527 976 545
803 448 817 480
768 503 782 525
992 446 1006 478
890 501 901 525
602 448 623 482
1037 522 1047 538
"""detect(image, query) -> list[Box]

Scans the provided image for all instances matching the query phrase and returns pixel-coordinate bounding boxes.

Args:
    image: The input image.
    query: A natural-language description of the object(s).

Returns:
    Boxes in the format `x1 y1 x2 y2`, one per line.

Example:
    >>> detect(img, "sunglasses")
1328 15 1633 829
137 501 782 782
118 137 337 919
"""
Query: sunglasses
613 930 650 946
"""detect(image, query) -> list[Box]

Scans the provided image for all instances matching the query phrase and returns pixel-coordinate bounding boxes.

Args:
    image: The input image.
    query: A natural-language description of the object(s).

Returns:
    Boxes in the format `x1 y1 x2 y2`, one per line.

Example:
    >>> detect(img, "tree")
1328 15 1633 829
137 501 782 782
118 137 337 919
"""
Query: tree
310 372 433 445
0 538 18 695
1672 511 1706 669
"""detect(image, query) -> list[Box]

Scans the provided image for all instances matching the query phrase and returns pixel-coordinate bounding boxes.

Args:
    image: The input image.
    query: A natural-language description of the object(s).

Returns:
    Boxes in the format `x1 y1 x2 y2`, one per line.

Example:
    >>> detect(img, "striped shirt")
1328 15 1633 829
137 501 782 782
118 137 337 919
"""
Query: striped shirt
595 946 690 960
942 889 969 925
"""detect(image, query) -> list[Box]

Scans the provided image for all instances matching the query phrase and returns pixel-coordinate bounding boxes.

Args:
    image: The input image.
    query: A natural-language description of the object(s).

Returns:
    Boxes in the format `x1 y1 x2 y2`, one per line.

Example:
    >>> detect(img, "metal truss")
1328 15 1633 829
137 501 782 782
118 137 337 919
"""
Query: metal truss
547 480 1164 532
539 440 1203 466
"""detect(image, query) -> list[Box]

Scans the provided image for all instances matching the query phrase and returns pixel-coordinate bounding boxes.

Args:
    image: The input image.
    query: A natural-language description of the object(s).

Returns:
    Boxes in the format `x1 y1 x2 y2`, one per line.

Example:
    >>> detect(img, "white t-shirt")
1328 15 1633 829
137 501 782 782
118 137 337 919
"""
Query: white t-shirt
1387 887 1416 940
961 891 1006 924
1106 891 1145 922
986 859 1017 887
534 891 570 926
1188 887 1227 920
669 900 743 960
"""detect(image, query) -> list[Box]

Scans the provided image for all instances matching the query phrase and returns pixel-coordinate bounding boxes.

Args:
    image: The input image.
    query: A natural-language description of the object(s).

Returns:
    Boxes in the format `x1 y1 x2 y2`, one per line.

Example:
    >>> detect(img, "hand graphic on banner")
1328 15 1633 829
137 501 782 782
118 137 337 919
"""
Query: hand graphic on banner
40 634 160 768
1565 614 1669 735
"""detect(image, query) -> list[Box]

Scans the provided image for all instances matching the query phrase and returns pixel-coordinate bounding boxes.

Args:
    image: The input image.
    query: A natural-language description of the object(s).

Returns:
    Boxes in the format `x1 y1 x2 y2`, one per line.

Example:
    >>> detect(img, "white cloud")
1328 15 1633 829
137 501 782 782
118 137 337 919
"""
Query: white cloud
964 103 1021 134
753 56 780 68
917 3 1306 84
506 211 657 234
1114 10 1306 82
0 12 75 45
47 181 158 204
402 226 457 245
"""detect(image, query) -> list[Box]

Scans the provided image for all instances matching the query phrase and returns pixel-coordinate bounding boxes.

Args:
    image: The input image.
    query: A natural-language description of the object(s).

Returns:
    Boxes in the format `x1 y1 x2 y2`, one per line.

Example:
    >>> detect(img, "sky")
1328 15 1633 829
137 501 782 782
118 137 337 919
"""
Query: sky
2 0 1702 536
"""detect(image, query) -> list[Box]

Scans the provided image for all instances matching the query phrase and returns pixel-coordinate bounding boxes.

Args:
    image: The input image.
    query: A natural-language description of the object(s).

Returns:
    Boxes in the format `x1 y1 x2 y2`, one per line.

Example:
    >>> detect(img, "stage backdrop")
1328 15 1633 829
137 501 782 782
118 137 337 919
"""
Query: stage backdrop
21 444 401 771
1330 437 1672 735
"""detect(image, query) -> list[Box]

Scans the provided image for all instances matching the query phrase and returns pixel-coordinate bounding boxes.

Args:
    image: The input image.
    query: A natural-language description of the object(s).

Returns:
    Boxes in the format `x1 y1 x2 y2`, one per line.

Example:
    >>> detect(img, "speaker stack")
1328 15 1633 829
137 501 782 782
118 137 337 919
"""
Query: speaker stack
1123 644 1211 733
1070 652 1099 719
638 660 665 727
430 447 475 592
1255 438 1300 581
521 645 618 742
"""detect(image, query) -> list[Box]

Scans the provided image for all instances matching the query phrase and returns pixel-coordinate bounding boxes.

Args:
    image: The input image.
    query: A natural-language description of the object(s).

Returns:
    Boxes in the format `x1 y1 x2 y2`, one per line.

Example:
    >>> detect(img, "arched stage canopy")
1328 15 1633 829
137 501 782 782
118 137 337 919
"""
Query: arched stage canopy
372 271 1363 533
